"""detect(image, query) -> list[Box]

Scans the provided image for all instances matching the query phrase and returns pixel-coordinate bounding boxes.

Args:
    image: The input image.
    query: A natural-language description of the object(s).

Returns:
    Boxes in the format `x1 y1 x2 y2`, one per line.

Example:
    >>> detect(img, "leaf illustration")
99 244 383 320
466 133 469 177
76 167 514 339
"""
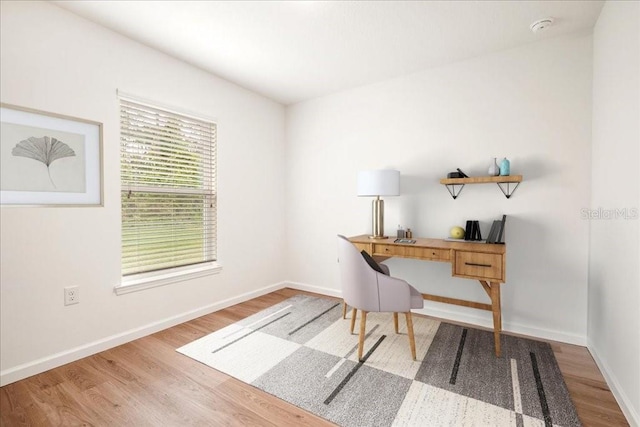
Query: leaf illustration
12 136 76 188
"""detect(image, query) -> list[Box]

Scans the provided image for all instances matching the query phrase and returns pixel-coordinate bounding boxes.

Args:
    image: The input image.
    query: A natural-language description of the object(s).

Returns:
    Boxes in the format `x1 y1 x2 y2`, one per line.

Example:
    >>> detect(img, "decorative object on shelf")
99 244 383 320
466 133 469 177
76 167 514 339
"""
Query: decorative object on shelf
439 175 523 199
357 169 400 239
456 168 469 178
405 228 413 238
1 103 103 206
499 158 510 176
447 168 469 179
397 224 406 239
488 157 500 176
450 226 465 239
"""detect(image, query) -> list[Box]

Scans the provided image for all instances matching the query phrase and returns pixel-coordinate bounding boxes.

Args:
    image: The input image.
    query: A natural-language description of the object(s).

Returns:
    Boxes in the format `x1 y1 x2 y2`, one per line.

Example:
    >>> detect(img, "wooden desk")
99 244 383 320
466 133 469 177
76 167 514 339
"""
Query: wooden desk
348 235 507 356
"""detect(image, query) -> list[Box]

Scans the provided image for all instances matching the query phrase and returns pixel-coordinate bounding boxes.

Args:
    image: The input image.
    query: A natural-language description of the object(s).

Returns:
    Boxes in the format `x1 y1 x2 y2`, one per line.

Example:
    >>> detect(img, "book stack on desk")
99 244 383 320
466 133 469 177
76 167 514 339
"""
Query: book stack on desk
444 215 507 244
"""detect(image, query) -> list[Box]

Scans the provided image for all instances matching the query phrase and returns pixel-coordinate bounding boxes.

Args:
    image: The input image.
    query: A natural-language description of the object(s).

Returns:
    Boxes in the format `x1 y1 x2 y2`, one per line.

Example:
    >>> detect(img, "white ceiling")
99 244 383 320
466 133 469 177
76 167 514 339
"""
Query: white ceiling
53 1 604 105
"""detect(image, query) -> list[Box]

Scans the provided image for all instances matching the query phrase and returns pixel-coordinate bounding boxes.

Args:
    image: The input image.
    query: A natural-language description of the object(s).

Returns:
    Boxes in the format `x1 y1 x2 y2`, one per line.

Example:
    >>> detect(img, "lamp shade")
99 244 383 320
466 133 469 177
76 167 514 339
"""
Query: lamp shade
357 169 400 196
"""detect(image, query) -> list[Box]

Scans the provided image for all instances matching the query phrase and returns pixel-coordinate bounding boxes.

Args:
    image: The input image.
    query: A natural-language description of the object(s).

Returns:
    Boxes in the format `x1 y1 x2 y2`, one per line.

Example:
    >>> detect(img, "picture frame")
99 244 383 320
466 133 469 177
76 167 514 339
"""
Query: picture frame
0 103 103 206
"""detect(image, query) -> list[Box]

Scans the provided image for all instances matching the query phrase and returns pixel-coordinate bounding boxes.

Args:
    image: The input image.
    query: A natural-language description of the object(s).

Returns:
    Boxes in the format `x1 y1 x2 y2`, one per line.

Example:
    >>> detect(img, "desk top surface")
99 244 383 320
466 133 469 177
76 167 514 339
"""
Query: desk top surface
349 234 506 254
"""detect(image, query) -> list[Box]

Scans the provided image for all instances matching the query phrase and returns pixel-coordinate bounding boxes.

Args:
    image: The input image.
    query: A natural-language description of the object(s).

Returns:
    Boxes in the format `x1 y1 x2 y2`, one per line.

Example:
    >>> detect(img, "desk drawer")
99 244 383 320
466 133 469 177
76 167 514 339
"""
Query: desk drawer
372 245 450 262
352 242 372 254
454 251 503 281
373 244 404 257
404 247 450 261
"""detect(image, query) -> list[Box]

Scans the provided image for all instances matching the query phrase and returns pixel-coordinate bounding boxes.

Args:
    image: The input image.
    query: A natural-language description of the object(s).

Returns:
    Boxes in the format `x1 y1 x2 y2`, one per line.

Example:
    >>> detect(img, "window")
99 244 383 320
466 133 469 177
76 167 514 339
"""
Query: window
119 98 218 291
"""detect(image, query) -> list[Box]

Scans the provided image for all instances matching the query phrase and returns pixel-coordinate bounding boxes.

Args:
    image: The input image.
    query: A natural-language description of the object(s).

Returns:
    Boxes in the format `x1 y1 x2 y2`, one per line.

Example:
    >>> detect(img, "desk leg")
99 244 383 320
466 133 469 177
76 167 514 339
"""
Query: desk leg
490 281 502 357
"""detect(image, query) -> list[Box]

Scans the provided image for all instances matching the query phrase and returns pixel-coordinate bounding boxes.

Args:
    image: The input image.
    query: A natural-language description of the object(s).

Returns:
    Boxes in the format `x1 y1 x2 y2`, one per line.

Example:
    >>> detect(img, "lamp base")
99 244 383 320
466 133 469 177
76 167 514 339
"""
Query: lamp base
370 197 386 239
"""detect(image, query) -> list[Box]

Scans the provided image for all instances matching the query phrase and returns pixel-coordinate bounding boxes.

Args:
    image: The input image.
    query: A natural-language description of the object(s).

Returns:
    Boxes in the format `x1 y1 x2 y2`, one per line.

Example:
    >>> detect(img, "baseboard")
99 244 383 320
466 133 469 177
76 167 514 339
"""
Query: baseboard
1 280 591 387
587 340 639 427
0 282 287 387
284 282 586 345
417 303 587 346
284 281 343 298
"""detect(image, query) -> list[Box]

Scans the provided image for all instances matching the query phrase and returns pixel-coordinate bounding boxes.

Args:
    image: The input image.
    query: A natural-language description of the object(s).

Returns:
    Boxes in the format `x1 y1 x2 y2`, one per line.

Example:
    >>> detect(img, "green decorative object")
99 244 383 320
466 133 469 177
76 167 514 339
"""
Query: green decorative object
450 226 465 239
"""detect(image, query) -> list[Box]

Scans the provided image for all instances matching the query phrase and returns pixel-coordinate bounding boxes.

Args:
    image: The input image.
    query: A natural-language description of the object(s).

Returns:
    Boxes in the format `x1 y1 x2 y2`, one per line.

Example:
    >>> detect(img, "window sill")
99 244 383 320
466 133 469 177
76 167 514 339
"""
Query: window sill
115 262 222 295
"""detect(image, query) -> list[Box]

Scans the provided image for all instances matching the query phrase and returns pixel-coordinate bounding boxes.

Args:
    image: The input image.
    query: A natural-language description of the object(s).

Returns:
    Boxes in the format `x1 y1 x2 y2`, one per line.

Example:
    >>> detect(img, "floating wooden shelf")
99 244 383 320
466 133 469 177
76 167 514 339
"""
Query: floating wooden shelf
440 175 523 199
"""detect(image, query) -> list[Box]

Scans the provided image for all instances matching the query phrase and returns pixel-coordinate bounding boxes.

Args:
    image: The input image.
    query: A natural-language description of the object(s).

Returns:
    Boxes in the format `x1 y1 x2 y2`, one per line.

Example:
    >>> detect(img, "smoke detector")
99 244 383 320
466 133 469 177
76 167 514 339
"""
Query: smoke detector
530 18 554 33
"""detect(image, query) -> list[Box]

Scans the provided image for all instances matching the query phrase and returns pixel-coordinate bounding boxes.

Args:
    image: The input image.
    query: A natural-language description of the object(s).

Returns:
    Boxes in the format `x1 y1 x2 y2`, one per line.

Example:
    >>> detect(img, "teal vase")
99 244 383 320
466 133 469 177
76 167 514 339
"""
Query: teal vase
499 158 510 176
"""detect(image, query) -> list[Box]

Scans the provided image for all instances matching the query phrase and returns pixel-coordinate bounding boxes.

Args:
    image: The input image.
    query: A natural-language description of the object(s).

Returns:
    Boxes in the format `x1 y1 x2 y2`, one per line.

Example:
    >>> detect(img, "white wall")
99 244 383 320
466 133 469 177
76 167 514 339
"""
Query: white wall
0 1 286 384
3 4 635 423
285 31 593 345
589 1 639 424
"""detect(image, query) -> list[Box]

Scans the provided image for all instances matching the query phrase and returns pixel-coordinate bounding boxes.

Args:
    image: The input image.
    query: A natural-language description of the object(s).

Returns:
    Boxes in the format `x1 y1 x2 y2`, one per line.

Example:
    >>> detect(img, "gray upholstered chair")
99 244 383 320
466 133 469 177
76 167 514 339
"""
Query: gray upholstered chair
341 261 389 319
337 235 424 360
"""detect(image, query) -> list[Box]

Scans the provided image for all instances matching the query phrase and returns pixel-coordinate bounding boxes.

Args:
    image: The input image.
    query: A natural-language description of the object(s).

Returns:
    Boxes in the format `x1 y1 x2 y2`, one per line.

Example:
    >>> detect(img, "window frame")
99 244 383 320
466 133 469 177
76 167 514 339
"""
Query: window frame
116 92 221 294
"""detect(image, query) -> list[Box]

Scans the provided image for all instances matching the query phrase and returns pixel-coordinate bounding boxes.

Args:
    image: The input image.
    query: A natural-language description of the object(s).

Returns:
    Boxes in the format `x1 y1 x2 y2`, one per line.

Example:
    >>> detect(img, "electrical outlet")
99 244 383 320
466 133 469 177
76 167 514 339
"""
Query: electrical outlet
64 286 79 306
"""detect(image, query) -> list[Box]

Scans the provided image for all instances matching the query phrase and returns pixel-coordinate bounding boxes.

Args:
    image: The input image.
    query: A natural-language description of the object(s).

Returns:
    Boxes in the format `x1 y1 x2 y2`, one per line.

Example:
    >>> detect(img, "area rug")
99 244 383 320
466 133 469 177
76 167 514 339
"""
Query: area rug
177 294 581 427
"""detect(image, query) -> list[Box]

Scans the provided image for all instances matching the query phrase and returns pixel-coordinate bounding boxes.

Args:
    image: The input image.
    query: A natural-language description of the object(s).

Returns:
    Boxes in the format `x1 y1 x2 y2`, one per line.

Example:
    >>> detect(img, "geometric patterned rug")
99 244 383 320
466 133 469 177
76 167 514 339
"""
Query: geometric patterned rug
177 295 581 427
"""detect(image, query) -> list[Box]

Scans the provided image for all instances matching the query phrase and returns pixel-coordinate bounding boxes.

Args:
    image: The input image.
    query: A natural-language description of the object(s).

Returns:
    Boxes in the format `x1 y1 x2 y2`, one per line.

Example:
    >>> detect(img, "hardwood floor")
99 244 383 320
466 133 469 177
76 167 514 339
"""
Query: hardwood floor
0 288 629 426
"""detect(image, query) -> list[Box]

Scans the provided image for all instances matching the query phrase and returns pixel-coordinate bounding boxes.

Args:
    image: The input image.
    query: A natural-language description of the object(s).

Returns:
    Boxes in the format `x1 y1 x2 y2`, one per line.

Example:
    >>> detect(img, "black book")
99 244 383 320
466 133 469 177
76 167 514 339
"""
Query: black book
456 168 469 178
469 220 482 241
496 215 507 244
469 220 477 241
486 220 500 243
464 220 473 241
474 221 482 241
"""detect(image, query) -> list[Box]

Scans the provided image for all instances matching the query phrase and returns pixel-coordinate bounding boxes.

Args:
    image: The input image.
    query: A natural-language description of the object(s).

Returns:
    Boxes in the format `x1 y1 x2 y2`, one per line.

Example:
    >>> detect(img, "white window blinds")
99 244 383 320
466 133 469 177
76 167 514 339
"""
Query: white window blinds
120 99 217 276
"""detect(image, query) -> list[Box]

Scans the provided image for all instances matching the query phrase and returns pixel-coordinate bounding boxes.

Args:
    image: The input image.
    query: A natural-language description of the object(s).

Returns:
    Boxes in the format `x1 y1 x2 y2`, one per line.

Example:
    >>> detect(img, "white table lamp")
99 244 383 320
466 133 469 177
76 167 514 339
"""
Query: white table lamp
357 169 400 239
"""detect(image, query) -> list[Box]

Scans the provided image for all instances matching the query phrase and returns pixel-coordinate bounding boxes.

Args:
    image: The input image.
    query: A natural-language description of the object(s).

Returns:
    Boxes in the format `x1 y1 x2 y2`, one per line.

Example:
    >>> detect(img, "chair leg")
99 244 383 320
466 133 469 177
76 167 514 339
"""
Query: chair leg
405 312 417 360
358 311 368 361
350 308 357 334
342 300 347 319
393 312 399 333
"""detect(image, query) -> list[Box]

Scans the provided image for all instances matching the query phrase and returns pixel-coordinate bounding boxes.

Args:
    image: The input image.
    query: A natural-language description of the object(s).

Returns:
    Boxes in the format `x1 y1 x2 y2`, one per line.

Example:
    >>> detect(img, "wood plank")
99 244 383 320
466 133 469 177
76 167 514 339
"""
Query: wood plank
479 280 492 298
20 372 100 426
0 380 50 427
349 234 506 254
421 292 492 311
0 288 627 427
439 174 523 185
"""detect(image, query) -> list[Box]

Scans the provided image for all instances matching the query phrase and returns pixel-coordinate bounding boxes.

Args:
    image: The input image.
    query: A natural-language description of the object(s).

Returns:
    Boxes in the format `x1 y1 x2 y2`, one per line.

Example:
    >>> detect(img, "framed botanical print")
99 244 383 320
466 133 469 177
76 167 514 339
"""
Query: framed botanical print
0 103 103 206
